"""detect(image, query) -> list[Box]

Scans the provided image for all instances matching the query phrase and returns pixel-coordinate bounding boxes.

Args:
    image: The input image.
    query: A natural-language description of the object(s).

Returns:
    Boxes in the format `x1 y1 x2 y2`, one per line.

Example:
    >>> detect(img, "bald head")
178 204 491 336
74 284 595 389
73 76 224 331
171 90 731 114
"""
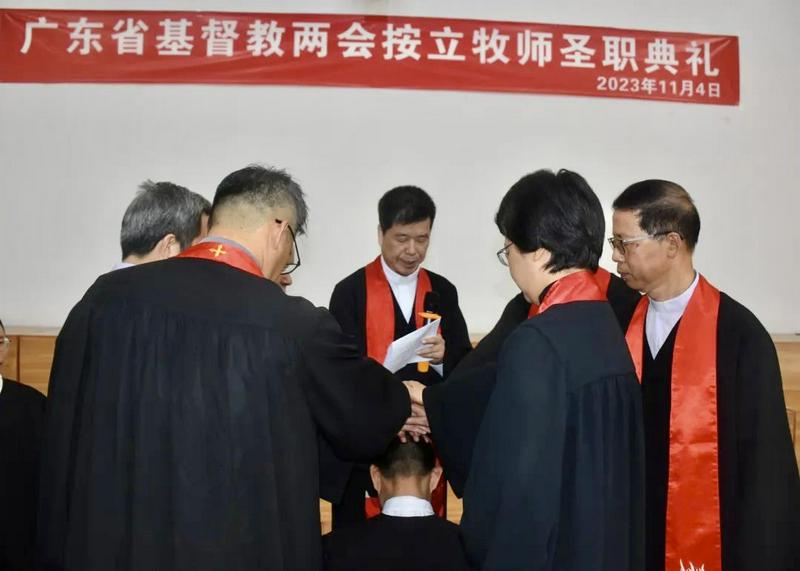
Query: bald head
612 179 700 251
210 165 308 234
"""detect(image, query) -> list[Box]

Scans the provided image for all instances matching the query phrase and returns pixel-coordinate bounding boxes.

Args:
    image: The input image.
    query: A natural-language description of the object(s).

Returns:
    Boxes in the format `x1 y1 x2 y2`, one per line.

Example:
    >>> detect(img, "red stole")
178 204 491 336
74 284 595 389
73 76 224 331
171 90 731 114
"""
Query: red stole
625 275 722 571
365 256 432 364
363 256 446 519
177 241 264 278
528 267 609 318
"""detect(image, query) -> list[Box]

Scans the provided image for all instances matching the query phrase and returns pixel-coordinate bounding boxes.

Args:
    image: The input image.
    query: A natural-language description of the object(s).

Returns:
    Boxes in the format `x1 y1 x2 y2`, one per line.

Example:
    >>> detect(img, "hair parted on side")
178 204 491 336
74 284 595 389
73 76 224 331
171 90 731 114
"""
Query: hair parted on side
495 169 605 272
120 181 208 258
612 180 700 251
378 186 436 232
373 438 436 479
211 164 308 235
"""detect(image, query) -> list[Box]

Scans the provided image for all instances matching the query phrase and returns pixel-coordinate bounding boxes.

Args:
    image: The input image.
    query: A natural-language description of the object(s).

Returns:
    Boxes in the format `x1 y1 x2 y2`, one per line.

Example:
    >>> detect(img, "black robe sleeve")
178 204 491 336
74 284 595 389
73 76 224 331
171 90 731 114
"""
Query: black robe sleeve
300 307 410 461
35 300 92 571
423 293 527 497
718 295 800 570
318 277 367 503
459 325 567 569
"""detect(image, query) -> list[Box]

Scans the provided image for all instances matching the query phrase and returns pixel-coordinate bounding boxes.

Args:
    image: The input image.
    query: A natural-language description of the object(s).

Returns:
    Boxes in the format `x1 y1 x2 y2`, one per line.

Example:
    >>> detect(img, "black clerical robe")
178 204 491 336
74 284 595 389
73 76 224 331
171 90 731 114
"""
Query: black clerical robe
321 266 471 520
0 379 46 571
639 292 800 571
459 299 645 570
426 272 640 495
322 513 471 571
36 257 410 571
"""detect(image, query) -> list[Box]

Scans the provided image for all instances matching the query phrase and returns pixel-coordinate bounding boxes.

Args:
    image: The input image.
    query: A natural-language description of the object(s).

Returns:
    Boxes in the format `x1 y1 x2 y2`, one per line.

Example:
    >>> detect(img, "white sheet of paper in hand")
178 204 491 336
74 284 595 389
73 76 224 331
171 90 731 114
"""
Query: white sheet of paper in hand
382 318 441 374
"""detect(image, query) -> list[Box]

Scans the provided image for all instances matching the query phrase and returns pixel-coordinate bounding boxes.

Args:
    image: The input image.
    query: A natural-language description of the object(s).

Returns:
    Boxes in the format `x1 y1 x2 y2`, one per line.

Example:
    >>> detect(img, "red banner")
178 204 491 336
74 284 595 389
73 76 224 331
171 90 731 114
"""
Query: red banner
0 9 739 105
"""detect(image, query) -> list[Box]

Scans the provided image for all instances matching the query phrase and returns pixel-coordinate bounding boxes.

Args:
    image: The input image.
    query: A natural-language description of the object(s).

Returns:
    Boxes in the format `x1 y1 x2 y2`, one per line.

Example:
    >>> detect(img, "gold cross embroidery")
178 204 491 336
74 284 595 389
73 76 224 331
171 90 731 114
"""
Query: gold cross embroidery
209 245 226 258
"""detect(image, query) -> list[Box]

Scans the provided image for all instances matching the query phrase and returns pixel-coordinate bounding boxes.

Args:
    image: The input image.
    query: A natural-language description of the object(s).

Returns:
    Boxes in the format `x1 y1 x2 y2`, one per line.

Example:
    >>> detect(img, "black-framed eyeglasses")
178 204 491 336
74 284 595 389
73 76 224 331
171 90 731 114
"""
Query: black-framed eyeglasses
275 219 301 275
496 243 511 267
607 231 682 256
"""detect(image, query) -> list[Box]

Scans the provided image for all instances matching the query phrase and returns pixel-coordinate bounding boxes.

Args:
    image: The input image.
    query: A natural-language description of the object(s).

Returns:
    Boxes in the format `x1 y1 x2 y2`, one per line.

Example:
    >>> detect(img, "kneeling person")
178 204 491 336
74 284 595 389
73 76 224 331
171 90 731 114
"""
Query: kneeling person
323 438 470 571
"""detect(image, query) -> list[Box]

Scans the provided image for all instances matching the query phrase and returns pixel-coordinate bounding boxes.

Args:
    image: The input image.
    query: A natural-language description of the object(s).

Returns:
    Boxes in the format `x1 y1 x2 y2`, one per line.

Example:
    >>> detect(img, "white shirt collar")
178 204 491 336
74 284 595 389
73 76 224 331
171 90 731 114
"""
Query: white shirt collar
380 256 419 324
380 256 420 286
382 495 434 517
646 271 700 356
112 261 135 271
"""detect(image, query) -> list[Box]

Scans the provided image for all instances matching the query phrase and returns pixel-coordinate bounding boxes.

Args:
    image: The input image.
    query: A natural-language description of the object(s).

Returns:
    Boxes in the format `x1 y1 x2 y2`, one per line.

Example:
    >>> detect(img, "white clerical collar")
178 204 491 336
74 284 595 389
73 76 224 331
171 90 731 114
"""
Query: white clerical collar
0 373 3 395
646 271 700 356
382 495 434 518
648 271 700 315
380 256 420 286
112 261 135 271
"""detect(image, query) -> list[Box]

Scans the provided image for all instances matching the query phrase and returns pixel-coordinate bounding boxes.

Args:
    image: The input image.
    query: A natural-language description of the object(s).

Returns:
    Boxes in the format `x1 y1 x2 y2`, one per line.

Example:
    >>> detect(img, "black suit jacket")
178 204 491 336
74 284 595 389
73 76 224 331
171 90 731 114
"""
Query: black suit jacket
323 513 472 571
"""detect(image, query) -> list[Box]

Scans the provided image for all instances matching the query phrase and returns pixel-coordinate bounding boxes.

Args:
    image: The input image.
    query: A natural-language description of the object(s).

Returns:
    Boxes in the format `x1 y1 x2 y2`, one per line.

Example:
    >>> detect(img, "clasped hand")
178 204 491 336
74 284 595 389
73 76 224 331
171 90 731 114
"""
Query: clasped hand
399 380 429 442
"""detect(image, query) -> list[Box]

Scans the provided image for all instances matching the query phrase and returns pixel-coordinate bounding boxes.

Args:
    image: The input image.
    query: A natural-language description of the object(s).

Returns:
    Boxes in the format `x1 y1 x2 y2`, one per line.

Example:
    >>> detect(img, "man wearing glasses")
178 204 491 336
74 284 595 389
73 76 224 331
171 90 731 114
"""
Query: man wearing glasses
37 165 420 571
323 185 472 529
611 179 799 571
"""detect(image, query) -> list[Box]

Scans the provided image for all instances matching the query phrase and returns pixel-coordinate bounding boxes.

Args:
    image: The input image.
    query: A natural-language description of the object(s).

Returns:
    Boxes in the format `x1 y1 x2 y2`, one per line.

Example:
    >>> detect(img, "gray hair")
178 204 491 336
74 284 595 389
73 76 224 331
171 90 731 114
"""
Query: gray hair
120 180 209 258
210 165 308 235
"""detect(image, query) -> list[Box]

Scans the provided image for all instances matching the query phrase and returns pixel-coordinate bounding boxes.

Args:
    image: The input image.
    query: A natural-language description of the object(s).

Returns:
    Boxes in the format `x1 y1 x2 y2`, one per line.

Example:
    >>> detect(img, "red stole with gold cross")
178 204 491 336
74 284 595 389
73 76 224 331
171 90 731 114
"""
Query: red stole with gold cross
177 241 264 277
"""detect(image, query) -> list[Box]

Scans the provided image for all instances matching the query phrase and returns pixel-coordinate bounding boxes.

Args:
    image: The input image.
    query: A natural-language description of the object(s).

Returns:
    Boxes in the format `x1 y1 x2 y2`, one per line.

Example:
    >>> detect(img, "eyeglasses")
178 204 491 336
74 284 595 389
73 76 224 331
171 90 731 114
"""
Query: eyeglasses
275 219 301 275
496 243 511 267
607 231 681 256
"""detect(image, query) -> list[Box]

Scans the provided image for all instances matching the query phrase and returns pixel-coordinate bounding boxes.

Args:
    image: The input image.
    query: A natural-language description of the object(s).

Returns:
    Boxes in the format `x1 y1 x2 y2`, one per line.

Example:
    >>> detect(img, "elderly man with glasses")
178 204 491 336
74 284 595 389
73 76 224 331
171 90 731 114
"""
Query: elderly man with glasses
611 179 799 571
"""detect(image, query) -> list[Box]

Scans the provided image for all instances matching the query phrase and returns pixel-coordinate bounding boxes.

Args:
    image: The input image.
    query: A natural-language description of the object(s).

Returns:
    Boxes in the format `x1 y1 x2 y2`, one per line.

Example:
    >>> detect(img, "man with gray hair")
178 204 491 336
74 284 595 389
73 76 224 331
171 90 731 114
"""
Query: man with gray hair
37 165 417 571
113 180 211 270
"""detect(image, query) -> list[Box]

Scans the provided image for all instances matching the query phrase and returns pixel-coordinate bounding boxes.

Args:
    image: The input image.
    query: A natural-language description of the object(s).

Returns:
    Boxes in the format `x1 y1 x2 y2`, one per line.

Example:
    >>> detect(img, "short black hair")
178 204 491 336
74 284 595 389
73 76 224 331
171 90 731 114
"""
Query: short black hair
495 169 604 272
373 438 436 478
612 180 700 251
0 318 4 334
120 181 208 258
378 186 436 232
211 165 308 234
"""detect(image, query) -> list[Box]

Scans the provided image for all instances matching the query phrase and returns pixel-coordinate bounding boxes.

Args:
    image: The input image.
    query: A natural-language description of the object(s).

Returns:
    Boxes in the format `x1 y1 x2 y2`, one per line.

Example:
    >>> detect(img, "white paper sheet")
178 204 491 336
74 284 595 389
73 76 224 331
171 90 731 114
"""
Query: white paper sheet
382 318 441 374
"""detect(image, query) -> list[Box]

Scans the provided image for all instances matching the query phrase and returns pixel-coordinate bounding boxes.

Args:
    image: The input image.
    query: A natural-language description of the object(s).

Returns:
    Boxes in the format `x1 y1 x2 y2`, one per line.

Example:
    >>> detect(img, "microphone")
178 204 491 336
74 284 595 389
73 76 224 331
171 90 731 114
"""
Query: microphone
417 291 442 373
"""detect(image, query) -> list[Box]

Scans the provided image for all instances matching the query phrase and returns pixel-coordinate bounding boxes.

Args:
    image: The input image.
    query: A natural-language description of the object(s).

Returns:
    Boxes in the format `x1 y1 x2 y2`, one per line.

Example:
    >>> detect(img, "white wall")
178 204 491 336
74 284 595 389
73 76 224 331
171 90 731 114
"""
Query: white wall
1 0 798 334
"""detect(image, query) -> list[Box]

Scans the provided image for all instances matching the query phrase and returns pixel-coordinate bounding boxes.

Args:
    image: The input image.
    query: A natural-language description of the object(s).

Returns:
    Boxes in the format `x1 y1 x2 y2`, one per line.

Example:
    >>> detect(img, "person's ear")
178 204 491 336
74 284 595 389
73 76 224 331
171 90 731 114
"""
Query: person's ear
369 465 382 496
156 234 180 259
377 225 384 248
428 465 443 494
665 232 683 258
267 219 286 253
